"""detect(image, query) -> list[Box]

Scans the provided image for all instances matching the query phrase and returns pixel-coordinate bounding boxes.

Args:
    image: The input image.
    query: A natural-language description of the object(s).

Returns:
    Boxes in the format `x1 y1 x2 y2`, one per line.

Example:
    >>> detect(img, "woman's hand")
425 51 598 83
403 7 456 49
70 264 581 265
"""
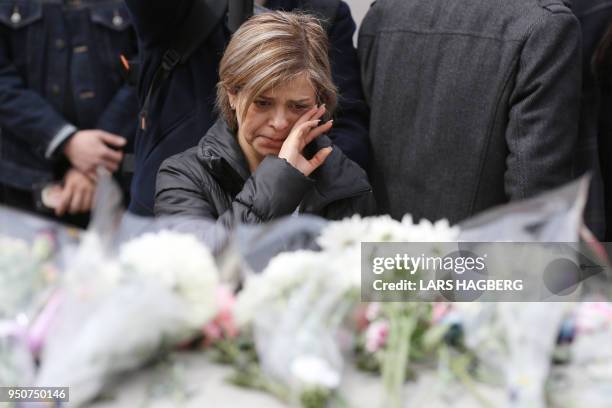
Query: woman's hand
278 105 333 176
55 168 96 216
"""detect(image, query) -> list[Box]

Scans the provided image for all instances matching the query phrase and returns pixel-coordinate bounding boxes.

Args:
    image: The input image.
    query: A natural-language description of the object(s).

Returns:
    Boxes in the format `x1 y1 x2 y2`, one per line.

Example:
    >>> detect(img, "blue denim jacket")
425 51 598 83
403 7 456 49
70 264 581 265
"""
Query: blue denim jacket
0 0 138 190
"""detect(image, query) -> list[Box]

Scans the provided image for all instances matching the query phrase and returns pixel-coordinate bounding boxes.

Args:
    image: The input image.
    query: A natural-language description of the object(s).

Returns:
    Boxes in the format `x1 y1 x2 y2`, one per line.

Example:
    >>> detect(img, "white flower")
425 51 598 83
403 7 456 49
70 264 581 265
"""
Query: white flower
119 231 219 325
290 355 341 389
401 215 460 242
316 214 370 251
362 215 411 242
326 245 362 291
235 250 328 325
317 214 459 252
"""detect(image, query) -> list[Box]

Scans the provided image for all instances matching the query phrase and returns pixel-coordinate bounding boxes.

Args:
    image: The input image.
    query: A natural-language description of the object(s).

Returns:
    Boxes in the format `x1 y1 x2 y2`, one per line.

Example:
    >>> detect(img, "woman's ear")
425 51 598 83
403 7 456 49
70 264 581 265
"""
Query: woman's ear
228 92 237 110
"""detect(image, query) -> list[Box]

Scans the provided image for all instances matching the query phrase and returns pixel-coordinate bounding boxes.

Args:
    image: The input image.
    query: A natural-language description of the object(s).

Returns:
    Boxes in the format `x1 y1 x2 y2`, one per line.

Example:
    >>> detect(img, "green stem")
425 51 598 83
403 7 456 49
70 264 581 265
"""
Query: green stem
215 339 242 363
449 353 494 408
382 305 417 408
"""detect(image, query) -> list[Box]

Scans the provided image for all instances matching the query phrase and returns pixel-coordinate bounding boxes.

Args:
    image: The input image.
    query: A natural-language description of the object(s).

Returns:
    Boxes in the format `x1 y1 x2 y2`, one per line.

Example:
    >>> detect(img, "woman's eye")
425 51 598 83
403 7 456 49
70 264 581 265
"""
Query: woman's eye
292 104 309 111
254 100 271 108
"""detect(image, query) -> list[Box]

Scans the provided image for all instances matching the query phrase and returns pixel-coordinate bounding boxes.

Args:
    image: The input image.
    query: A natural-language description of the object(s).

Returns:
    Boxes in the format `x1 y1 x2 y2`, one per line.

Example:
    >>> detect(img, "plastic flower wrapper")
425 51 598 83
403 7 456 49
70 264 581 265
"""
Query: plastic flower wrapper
256 279 348 408
0 234 56 320
500 303 571 408
31 174 220 406
35 230 219 406
234 249 353 407
0 316 36 387
0 211 65 387
452 178 591 407
235 250 330 326
545 300 612 408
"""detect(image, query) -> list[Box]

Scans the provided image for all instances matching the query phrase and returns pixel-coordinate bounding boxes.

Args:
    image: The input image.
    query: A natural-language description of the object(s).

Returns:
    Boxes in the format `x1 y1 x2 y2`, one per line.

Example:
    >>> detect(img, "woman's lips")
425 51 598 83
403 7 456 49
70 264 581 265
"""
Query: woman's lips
258 135 285 147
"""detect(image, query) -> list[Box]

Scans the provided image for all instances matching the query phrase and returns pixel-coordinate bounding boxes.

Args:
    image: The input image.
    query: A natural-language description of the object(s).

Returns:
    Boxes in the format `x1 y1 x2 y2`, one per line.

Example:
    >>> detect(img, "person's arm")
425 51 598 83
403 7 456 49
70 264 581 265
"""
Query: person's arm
54 169 96 217
505 9 582 200
0 31 127 173
326 1 371 170
95 84 139 145
123 0 195 49
95 27 140 145
0 32 77 159
155 155 313 228
156 108 333 226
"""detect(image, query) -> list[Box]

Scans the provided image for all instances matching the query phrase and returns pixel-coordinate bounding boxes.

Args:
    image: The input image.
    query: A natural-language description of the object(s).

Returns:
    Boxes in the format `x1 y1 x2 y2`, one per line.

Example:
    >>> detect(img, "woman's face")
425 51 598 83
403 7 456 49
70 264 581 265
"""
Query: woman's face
230 74 317 170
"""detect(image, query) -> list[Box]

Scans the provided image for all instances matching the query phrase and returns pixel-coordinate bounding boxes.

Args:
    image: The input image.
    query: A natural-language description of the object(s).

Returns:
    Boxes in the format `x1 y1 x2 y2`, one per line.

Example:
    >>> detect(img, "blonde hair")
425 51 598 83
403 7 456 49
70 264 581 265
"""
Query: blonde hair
216 11 337 130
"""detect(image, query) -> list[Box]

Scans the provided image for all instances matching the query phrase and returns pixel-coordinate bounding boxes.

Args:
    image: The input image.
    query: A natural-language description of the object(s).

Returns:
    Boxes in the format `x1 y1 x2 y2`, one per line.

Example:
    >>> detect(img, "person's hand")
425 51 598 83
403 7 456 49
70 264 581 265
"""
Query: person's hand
278 105 333 176
55 168 96 216
63 130 126 174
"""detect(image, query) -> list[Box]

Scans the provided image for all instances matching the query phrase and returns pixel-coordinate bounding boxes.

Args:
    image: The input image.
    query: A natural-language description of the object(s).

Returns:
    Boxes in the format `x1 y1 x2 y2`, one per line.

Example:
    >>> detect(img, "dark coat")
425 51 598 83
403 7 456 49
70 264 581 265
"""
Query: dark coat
125 0 371 216
358 0 582 225
572 0 612 239
154 120 376 227
573 0 612 239
0 0 138 190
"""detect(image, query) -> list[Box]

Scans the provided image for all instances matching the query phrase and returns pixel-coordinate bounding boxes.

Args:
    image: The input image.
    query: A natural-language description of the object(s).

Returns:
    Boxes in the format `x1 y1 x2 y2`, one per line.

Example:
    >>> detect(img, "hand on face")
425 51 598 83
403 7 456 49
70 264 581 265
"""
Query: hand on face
278 105 333 177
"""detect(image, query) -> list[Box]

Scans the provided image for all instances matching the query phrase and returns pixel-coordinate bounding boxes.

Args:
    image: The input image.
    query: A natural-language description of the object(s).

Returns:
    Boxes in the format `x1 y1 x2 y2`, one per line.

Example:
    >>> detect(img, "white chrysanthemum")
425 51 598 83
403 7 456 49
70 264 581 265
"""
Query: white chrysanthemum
327 245 362 291
235 250 328 325
317 214 459 253
119 231 218 325
316 214 370 251
361 215 412 242
401 215 460 242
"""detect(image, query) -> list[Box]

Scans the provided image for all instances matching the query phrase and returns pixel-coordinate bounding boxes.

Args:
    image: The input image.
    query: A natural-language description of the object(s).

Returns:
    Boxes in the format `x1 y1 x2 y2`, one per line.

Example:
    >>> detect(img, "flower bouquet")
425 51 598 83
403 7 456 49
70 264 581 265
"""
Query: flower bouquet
0 228 60 388
34 230 219 406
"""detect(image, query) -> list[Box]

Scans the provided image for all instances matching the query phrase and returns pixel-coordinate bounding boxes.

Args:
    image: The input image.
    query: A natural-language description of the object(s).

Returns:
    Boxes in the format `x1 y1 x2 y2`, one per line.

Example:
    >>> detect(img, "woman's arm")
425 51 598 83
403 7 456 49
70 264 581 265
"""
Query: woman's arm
154 153 313 228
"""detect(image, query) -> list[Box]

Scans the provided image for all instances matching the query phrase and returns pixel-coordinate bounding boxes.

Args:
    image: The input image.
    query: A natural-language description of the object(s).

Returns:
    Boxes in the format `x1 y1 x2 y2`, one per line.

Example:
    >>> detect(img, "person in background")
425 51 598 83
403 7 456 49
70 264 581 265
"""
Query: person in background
124 0 370 217
154 12 375 226
574 0 612 240
358 0 581 225
0 0 138 225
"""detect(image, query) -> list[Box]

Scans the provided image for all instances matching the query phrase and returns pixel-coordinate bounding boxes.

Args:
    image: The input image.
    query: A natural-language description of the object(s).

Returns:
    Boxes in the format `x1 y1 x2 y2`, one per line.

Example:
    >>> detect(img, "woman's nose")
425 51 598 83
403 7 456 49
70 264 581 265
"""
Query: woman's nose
270 108 290 131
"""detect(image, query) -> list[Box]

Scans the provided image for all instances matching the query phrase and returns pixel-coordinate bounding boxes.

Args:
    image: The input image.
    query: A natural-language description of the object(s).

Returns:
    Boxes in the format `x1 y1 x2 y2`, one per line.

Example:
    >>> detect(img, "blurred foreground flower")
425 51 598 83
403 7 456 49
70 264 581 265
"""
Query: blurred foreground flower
36 230 219 406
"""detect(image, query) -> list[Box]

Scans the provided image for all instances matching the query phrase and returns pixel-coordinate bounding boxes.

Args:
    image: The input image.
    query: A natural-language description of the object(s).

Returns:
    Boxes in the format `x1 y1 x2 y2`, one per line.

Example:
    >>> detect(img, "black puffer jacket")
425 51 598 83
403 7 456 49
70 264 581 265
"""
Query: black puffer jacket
154 120 376 227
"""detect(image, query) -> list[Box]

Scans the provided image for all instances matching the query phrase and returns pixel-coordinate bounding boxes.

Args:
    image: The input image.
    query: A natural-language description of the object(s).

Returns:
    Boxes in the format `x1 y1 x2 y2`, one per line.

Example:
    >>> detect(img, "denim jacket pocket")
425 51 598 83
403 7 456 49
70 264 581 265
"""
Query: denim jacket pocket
0 1 42 30
0 1 44 76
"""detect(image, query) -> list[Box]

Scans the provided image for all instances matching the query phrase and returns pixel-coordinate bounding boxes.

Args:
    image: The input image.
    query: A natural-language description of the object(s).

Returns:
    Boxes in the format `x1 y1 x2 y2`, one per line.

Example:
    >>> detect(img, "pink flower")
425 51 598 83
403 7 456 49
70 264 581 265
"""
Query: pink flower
432 302 452 324
365 320 389 353
365 302 381 322
27 291 63 356
352 304 370 332
202 285 238 345
575 302 612 334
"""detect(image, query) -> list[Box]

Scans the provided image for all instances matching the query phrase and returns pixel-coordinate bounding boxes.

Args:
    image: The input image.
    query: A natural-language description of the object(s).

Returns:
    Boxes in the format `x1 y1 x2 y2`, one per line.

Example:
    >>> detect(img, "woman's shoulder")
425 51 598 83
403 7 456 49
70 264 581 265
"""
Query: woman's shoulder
156 146 211 191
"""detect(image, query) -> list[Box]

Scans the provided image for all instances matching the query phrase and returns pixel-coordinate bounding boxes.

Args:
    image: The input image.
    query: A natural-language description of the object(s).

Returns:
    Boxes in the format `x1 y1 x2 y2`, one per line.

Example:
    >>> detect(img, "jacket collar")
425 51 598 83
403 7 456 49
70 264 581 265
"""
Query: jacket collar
198 120 251 195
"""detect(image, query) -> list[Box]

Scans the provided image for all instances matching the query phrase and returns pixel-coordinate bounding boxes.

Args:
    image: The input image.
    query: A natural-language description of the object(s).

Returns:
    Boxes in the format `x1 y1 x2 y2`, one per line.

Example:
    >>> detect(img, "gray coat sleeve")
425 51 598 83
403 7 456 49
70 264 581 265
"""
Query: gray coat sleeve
155 155 314 228
504 10 582 200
